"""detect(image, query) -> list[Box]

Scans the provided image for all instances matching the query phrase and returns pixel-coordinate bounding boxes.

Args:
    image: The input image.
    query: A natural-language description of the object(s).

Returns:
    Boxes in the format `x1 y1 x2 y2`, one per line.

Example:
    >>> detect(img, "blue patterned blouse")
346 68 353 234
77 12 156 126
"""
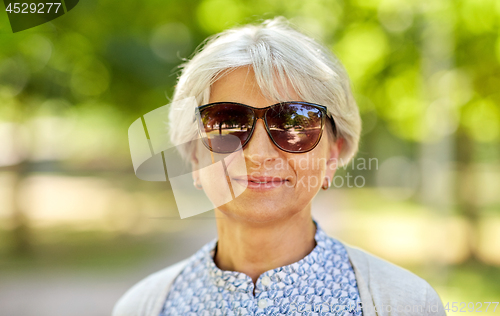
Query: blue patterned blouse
160 221 363 316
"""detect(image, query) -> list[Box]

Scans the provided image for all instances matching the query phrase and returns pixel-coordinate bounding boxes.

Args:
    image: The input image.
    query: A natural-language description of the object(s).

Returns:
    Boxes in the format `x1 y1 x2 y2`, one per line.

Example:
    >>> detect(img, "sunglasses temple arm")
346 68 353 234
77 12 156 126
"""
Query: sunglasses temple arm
220 159 236 200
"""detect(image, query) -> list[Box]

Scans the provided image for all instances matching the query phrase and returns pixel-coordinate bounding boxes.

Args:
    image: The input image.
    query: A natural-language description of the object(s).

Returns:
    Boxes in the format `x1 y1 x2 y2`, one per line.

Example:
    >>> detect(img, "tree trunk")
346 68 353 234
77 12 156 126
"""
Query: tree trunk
455 128 480 262
10 160 33 257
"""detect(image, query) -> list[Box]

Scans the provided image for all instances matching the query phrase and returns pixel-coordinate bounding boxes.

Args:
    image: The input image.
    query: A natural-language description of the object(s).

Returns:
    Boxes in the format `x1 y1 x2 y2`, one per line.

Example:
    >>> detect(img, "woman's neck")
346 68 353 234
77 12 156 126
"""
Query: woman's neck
213 210 316 285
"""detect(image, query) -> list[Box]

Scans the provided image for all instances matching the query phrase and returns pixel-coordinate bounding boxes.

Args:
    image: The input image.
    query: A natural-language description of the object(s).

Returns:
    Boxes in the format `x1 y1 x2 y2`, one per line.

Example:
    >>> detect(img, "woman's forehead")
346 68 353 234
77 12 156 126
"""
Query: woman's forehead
209 66 302 107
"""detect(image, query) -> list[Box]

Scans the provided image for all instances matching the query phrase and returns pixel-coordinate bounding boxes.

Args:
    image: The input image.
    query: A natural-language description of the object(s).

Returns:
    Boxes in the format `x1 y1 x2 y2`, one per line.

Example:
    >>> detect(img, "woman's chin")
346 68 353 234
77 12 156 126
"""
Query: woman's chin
216 198 302 224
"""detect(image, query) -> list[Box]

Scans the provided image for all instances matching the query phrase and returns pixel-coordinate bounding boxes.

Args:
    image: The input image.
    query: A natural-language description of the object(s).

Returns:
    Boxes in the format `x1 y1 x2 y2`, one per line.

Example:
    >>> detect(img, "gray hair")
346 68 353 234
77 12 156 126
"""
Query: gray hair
168 17 361 165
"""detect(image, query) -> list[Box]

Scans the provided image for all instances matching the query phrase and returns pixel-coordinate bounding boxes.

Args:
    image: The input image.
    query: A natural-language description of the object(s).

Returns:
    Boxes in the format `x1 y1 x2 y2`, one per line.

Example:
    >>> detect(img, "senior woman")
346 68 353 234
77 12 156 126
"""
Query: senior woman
113 18 445 316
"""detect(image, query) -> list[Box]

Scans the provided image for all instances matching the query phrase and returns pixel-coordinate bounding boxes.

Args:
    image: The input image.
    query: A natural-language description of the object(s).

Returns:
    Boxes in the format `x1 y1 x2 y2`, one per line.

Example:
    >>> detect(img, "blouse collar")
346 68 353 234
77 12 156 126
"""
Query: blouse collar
201 220 345 294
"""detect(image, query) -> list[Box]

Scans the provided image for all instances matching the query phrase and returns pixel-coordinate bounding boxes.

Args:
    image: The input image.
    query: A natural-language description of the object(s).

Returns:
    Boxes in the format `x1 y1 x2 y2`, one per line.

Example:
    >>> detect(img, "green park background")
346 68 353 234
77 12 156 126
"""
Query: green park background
0 0 499 315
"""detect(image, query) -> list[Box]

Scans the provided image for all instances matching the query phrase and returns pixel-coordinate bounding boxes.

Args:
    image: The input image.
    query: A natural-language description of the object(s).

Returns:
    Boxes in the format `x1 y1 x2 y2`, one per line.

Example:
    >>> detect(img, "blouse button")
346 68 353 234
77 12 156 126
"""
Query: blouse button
258 299 267 309
261 276 271 286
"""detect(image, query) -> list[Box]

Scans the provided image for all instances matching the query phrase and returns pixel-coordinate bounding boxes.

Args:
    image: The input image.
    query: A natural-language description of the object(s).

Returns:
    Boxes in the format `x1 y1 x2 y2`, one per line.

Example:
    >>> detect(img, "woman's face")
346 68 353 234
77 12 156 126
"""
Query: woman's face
193 66 342 224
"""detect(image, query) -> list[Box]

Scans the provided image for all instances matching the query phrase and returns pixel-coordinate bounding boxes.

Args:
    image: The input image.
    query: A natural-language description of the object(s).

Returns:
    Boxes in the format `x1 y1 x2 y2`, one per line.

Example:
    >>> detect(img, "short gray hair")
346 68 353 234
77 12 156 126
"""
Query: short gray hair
168 17 361 165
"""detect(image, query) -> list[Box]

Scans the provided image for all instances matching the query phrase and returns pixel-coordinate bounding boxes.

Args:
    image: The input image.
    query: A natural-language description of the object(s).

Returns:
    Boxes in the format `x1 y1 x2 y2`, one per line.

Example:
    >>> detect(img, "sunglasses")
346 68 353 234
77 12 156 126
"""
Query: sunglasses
196 101 336 154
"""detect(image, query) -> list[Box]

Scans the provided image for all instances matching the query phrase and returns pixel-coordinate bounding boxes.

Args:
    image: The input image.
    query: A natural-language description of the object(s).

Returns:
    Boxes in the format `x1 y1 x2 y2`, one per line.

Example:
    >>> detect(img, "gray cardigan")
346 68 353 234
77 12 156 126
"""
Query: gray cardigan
112 242 446 316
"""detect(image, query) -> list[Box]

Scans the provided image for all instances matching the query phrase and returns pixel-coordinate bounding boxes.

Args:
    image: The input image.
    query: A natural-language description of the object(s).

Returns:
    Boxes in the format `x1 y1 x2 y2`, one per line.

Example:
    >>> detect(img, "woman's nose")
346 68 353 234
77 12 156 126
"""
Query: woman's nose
244 118 280 161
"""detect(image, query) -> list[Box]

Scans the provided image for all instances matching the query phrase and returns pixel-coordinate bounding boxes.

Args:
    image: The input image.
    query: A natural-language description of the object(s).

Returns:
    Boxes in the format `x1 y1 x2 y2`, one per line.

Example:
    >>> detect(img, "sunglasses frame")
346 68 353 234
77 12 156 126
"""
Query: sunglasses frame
196 101 336 154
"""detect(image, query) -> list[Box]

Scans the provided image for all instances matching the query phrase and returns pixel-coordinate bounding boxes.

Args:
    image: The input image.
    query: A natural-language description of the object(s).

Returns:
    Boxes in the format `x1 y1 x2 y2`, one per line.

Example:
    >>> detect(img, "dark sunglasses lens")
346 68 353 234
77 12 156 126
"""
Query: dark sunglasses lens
199 103 254 153
266 103 324 152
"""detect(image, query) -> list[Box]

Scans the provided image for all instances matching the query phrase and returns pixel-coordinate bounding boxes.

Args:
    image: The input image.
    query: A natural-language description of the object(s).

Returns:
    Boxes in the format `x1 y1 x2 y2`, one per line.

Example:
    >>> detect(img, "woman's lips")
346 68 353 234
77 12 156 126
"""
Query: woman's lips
231 176 289 190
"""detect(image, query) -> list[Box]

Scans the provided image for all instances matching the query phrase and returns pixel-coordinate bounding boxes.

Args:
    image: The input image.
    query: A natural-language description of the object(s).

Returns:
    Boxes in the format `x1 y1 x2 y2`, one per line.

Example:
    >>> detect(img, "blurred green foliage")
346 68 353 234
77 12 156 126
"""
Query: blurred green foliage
0 0 499 143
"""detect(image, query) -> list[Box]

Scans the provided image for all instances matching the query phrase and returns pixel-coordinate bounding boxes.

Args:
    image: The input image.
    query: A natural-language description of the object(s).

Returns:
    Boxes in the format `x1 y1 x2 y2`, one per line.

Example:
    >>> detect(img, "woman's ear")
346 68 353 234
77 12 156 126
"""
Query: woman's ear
325 137 343 182
191 152 206 190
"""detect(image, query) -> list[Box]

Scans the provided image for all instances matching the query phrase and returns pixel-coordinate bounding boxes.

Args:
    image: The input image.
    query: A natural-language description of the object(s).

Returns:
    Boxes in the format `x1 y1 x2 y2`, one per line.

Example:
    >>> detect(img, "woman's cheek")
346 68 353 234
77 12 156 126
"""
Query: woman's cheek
199 163 234 207
290 157 326 192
